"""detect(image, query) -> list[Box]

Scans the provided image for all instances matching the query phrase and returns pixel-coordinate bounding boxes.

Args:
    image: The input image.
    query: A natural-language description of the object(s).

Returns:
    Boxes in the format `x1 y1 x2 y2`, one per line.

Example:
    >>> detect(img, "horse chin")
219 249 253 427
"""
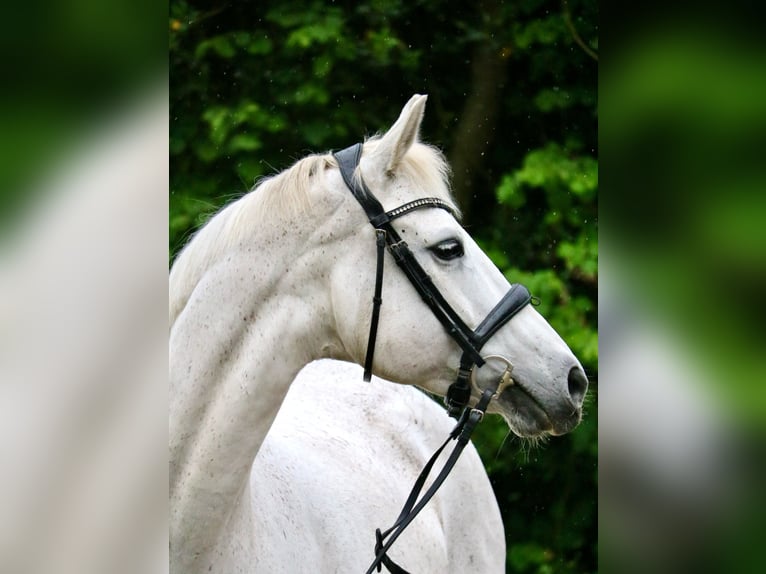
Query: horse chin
493 385 553 437
495 383 583 438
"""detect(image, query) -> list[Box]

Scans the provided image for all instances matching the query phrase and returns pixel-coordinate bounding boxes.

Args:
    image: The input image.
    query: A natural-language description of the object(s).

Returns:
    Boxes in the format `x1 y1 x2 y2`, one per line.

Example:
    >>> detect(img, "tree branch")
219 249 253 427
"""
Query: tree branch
563 0 598 62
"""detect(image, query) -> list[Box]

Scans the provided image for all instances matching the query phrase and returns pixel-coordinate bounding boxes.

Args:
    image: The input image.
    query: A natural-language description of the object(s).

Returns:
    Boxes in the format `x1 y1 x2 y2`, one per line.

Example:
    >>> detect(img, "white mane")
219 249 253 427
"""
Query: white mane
169 141 455 329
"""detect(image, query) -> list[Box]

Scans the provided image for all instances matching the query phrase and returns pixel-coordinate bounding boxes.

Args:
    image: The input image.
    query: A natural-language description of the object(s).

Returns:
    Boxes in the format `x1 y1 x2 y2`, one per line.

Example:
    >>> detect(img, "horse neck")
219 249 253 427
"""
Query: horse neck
169 199 348 570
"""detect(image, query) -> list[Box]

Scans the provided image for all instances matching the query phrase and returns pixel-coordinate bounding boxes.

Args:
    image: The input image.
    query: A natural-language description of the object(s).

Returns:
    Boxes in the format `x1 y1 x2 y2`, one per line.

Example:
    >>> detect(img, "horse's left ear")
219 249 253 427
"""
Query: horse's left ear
374 94 427 175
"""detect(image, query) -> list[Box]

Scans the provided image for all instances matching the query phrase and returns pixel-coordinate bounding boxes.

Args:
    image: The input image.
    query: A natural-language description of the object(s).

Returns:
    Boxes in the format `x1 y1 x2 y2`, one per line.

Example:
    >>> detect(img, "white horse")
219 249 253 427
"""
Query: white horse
170 94 587 573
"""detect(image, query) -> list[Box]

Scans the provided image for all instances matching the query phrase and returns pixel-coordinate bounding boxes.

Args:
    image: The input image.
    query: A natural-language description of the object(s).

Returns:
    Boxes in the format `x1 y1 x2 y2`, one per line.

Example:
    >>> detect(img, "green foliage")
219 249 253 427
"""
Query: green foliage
494 141 598 371
497 144 598 211
513 15 565 49
170 1 597 571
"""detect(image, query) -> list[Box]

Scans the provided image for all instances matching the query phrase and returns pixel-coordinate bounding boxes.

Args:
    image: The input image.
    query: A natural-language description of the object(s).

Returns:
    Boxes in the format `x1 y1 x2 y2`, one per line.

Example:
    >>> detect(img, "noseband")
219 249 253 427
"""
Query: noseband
334 143 534 574
333 143 532 416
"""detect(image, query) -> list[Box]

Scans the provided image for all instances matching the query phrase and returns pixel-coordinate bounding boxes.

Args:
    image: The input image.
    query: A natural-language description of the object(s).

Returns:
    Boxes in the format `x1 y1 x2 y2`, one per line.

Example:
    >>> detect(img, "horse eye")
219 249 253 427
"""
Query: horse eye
430 239 464 261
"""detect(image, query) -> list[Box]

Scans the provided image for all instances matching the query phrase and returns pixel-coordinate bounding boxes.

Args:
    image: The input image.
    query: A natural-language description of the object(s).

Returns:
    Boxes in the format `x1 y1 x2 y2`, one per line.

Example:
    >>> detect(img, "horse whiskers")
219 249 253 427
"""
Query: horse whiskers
580 389 595 413
494 428 514 461
520 434 549 461
494 429 549 463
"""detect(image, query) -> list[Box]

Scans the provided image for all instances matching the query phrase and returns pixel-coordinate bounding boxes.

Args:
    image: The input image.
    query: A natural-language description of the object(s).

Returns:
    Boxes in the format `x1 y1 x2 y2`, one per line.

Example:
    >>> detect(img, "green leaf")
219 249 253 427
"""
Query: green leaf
227 133 262 153
247 35 273 55
366 28 403 64
496 173 526 208
557 233 598 281
534 88 573 113
202 106 231 146
193 140 218 162
508 542 553 571
232 101 261 125
285 13 344 49
513 16 565 50
313 55 333 77
195 35 236 59
499 144 598 204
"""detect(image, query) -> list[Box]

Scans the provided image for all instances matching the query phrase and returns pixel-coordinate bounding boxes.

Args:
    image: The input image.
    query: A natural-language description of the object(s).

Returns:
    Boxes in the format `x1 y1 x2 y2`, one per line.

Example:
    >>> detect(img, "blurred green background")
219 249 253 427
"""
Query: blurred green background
3 0 764 572
0 0 164 237
170 1 598 572
599 10 766 573
601 22 766 424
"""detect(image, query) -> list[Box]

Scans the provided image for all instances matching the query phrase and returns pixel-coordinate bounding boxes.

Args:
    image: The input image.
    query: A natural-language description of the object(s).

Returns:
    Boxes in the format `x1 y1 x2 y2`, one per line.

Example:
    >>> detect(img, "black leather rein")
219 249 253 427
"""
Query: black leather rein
333 143 533 573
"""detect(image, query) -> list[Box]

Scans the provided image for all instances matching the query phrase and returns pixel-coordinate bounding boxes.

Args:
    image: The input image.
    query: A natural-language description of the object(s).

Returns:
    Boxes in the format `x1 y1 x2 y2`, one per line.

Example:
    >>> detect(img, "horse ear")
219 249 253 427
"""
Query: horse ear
374 94 427 175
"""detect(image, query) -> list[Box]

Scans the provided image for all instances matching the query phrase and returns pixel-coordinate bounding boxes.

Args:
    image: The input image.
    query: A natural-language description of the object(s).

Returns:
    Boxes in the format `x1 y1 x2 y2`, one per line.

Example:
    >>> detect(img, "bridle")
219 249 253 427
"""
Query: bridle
333 143 534 573
334 143 532 415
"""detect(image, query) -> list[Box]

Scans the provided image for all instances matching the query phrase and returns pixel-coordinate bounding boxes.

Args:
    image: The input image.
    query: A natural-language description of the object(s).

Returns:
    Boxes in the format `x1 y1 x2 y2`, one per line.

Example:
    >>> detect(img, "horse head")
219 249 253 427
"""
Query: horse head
324 95 587 437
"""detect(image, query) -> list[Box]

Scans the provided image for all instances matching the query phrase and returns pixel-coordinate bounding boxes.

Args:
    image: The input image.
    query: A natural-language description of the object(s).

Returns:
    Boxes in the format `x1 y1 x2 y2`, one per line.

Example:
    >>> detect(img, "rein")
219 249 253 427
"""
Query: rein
333 143 533 573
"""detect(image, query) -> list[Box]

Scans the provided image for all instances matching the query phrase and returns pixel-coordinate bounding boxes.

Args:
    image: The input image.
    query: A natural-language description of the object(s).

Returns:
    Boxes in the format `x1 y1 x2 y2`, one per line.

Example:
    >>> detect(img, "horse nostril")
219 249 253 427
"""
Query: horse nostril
567 366 588 407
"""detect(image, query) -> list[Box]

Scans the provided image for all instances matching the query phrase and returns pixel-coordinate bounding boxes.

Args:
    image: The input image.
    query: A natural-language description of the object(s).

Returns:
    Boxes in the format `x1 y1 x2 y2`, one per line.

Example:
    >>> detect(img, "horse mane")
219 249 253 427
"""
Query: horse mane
169 140 455 329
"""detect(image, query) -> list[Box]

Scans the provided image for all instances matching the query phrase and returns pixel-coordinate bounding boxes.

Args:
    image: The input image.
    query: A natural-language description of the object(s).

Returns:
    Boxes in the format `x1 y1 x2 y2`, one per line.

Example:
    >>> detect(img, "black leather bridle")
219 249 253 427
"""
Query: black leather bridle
333 143 534 573
334 143 532 415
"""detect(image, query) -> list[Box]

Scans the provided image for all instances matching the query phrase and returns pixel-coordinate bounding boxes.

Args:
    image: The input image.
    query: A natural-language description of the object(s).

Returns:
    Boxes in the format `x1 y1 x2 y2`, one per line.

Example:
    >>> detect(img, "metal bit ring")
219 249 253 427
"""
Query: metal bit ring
470 354 515 400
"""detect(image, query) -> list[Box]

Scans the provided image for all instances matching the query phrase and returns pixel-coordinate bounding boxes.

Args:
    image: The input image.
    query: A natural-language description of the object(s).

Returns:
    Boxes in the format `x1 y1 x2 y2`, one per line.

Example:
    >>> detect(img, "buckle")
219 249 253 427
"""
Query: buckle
469 407 485 422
